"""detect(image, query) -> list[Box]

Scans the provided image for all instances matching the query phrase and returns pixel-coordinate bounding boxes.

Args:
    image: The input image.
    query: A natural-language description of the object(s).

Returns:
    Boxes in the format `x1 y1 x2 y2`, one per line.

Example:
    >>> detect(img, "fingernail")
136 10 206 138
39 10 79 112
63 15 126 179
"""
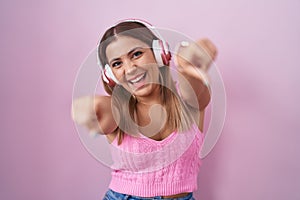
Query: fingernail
181 41 190 47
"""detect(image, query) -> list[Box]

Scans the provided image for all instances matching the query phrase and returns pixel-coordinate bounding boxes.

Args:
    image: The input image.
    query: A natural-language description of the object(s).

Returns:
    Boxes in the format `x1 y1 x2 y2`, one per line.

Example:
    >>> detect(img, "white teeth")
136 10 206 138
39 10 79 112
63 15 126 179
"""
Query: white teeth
129 73 145 83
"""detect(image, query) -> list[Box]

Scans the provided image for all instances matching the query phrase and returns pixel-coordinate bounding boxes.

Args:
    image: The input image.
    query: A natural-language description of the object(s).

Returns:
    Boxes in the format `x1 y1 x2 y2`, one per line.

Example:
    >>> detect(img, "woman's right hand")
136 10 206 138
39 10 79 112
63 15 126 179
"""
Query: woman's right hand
71 95 117 135
71 96 101 134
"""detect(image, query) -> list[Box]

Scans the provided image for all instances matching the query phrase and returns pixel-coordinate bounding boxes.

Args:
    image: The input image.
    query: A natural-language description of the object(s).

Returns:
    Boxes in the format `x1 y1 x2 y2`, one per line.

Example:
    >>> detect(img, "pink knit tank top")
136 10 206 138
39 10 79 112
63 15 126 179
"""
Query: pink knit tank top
108 124 204 197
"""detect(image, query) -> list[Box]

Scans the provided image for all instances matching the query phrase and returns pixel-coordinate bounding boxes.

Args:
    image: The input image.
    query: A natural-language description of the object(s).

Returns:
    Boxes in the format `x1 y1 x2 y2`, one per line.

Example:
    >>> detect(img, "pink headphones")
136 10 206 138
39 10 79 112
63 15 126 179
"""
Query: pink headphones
98 19 172 87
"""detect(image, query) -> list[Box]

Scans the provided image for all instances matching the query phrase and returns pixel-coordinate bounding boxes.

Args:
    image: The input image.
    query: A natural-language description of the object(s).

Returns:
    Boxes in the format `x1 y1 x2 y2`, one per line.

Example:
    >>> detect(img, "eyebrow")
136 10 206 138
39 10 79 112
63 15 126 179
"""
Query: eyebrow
108 47 144 65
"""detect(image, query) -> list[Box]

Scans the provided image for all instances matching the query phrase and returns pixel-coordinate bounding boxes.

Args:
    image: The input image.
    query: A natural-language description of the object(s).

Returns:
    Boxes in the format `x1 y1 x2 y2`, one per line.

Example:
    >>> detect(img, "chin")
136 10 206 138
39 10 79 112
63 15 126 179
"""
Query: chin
132 84 156 97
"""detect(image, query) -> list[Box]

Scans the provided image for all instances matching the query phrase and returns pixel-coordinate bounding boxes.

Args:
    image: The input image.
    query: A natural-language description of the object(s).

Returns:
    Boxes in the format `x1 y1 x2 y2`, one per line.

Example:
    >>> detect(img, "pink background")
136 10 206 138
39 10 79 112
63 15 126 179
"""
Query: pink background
1 0 299 199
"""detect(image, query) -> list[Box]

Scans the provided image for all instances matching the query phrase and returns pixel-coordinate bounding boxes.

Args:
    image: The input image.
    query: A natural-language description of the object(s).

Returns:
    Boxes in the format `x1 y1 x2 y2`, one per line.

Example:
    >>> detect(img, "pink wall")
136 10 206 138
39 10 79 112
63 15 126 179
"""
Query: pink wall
1 0 299 199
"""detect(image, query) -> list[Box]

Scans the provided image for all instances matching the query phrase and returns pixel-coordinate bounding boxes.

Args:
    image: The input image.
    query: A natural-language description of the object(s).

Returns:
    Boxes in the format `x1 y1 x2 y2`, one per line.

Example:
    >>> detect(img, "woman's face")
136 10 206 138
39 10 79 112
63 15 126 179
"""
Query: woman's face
106 36 160 97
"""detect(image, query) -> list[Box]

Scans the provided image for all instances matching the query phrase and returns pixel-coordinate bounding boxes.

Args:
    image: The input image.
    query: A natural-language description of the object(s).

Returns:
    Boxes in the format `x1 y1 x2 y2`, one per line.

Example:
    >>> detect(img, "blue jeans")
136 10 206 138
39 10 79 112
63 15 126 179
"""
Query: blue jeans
103 189 195 200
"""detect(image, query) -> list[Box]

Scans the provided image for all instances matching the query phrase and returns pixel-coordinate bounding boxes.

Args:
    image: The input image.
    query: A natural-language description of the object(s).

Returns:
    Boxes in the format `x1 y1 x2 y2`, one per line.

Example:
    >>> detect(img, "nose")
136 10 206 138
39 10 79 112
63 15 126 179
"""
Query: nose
123 59 137 75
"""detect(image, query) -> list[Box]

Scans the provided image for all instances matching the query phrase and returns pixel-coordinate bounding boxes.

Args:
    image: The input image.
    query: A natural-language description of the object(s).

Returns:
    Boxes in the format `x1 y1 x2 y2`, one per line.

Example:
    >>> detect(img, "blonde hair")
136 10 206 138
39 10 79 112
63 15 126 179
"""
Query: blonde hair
110 66 194 145
98 21 195 144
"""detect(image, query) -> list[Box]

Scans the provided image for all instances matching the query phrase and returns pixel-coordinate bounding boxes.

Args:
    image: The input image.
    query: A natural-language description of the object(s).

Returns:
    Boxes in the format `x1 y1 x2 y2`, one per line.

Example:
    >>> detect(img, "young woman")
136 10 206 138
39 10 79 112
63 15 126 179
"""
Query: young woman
72 19 217 200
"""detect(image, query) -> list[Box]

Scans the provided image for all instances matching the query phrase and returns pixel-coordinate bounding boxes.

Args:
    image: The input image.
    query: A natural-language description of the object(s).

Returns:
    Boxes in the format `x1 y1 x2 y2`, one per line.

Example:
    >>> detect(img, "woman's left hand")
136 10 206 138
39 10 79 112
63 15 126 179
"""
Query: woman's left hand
175 38 217 72
174 38 217 110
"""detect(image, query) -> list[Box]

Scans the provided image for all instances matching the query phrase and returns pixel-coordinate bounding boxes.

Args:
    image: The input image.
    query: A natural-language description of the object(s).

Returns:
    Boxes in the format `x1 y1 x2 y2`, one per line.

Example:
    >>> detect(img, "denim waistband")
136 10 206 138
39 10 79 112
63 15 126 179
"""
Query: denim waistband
103 189 194 200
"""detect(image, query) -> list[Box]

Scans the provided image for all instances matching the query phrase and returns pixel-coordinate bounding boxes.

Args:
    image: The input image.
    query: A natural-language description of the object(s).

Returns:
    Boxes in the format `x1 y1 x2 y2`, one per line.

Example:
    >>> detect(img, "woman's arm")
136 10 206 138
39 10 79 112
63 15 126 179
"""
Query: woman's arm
71 95 118 135
175 38 217 111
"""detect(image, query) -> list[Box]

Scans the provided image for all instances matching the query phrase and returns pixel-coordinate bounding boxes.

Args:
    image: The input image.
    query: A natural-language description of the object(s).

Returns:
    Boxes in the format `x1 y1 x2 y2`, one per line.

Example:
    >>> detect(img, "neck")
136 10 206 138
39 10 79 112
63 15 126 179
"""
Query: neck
136 85 162 106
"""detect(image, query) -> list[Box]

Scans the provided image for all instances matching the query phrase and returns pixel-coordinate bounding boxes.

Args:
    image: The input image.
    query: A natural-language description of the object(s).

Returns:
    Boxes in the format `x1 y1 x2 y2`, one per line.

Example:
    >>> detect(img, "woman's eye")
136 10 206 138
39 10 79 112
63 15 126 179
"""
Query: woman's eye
132 51 143 58
112 61 121 68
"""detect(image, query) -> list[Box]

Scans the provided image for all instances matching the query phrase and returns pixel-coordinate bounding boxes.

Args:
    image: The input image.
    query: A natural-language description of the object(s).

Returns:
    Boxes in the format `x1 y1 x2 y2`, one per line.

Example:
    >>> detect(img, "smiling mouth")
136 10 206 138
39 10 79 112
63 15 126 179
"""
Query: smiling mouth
128 72 147 84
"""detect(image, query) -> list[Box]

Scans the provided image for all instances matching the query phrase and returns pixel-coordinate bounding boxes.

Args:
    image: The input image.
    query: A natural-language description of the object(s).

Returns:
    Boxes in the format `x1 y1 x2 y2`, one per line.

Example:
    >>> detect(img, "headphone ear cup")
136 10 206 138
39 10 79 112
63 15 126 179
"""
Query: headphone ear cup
102 64 119 87
152 40 164 67
152 40 171 67
102 69 110 84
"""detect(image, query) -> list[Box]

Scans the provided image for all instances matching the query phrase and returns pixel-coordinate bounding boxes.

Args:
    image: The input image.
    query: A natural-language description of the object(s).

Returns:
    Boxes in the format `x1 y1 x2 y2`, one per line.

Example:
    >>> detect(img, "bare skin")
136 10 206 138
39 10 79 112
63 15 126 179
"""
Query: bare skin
71 37 217 141
71 37 217 199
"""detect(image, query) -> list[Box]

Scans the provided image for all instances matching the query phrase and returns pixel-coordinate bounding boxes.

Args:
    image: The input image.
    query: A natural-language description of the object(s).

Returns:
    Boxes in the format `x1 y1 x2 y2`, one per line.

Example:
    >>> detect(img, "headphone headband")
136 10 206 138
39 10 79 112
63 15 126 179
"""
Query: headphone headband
97 19 171 88
114 19 165 42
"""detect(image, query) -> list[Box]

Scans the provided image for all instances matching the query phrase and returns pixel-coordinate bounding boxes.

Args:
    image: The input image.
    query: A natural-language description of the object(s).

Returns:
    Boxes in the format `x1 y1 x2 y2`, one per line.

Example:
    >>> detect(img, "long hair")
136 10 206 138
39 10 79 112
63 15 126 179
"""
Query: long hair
98 21 194 145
